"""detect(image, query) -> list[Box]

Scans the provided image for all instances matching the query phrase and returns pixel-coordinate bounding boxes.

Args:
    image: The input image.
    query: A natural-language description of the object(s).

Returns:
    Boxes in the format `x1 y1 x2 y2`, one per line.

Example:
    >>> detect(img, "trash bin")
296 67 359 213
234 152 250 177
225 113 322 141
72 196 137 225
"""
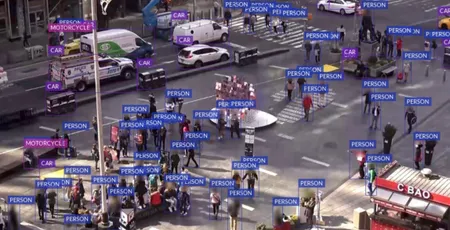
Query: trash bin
234 47 258 66
138 68 166 90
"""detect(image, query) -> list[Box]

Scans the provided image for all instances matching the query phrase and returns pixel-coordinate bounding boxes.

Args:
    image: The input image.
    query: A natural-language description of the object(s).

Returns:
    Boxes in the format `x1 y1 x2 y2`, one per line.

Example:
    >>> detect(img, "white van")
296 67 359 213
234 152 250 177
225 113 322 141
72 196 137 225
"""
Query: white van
80 29 154 59
173 20 229 46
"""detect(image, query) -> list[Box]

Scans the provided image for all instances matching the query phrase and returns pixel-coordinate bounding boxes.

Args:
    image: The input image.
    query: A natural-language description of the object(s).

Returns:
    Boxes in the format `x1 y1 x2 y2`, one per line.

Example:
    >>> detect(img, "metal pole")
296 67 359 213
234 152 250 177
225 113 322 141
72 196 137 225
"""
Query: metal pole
193 0 197 21
91 0 112 228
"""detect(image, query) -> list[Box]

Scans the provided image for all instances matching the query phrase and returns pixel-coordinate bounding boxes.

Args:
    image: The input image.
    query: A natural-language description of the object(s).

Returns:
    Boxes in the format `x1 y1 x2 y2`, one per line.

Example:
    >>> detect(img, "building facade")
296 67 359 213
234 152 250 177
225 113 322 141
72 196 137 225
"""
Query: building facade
3 0 47 41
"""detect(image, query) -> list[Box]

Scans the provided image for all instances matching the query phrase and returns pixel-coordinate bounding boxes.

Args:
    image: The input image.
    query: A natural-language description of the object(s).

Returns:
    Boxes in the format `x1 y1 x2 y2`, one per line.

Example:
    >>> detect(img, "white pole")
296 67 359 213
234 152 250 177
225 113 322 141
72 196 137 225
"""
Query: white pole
91 0 112 228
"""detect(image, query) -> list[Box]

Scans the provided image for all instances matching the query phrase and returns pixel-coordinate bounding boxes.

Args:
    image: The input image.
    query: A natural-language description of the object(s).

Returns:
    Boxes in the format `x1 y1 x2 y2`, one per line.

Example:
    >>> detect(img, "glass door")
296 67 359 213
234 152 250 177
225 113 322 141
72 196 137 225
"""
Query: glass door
29 10 44 34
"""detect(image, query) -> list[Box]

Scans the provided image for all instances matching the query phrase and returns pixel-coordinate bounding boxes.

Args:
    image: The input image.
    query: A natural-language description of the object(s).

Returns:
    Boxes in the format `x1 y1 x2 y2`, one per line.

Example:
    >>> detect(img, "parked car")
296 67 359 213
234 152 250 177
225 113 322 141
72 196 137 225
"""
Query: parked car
178 44 229 68
317 0 357 15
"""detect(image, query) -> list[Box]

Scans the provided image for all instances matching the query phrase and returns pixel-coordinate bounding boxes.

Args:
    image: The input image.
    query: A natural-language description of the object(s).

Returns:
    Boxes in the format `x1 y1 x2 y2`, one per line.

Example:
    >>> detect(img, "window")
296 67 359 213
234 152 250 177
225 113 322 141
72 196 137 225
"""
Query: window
204 48 218 54
99 60 111 67
135 38 145 46
193 49 206 55
213 23 221 30
335 0 344 4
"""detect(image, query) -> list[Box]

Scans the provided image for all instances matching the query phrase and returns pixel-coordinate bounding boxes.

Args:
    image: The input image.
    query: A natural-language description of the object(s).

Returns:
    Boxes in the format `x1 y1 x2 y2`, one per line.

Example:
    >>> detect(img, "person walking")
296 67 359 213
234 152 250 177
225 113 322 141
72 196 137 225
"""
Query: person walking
318 81 326 107
179 185 190 216
272 17 279 34
396 37 402 58
92 116 98 142
337 25 346 44
370 104 380 129
159 126 167 150
47 190 57 218
431 40 437 59
358 150 367 179
415 142 423 170
405 107 416 134
363 90 371 114
281 20 287 34
210 189 221 219
171 152 180 174
232 171 242 189
218 115 226 140
297 78 306 98
23 31 30 47
91 143 100 171
194 120 201 132
286 79 295 101
250 15 256 33
135 130 144 152
367 164 376 196
228 199 240 230
230 112 240 138
403 62 410 83
314 43 321 63
265 13 270 29
224 10 232 26
118 128 130 158
304 41 312 61
185 149 199 168
76 178 85 198
302 94 313 122
243 14 250 32
0 207 4 230
243 170 258 190
388 36 394 58
36 193 46 223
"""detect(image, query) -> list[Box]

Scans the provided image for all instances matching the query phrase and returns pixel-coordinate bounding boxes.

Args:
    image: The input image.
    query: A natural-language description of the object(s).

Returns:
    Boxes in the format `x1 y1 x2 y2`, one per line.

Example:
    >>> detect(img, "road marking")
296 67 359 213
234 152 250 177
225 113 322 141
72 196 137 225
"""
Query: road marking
25 85 45 91
137 98 148 102
269 65 289 70
227 42 247 49
39 126 57 132
163 60 175 64
302 156 330 167
408 17 439 26
0 77 287 156
347 97 361 107
398 93 412 97
240 134 266 142
214 73 230 77
21 221 46 230
277 133 294 140
223 199 255 211
260 168 278 176
330 102 348 108
104 116 120 121
276 121 285 125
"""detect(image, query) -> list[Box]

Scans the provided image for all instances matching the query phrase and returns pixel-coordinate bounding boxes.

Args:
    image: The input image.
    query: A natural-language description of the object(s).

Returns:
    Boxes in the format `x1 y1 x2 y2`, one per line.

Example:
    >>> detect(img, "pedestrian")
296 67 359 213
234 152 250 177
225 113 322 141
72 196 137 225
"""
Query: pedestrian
319 81 326 107
297 78 306 98
304 197 316 225
194 120 201 132
250 15 256 33
76 178 85 198
243 14 250 32
337 25 345 43
171 152 180 174
159 151 168 166
286 79 295 101
358 150 367 179
273 208 292 230
363 90 371 114
227 199 240 230
23 30 30 47
164 184 178 213
59 32 65 45
135 180 147 209
232 171 242 189
403 62 410 83
302 94 313 122
281 20 287 34
230 112 240 138
160 163 169 182
370 104 380 129
304 41 312 61
388 36 394 58
159 126 167 151
91 186 101 208
177 96 184 113
179 185 190 216
210 188 221 220
415 142 423 170
396 37 402 58
36 193 46 223
425 40 430 53
179 116 190 140
152 127 159 147
405 107 416 134
381 34 387 57
272 17 279 34
63 133 71 156
243 170 258 190
92 116 98 142
218 115 226 140
314 43 321 63
104 146 113 171
431 40 437 59
214 1 220 17
367 164 376 196
119 128 130 158
265 13 270 28
149 174 159 191
47 189 57 218
91 143 100 171
135 130 144 151
224 10 232 26
0 207 4 230
185 149 199 168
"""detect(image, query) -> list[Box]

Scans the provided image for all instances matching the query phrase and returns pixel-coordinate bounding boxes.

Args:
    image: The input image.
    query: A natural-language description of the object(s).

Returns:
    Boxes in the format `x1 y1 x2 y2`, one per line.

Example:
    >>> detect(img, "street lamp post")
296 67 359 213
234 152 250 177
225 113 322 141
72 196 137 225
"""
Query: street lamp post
91 0 112 228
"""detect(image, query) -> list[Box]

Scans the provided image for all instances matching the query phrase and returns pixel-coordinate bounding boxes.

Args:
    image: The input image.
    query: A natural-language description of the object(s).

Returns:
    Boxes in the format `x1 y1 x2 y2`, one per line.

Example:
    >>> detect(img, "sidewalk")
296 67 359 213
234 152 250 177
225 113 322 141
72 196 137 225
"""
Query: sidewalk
318 99 450 229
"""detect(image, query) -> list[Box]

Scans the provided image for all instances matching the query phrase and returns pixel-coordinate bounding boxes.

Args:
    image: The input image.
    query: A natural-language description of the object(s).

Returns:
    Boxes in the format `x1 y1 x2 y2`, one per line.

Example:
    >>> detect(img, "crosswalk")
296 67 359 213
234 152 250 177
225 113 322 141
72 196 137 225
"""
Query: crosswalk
271 89 336 124
228 15 327 49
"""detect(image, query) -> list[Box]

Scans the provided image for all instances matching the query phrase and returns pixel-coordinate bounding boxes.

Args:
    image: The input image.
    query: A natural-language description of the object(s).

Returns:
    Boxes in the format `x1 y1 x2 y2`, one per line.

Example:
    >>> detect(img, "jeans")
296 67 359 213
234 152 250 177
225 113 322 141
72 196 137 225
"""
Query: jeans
186 155 198 167
212 203 219 216
49 203 55 216
287 90 293 101
407 121 412 134
367 182 373 196
247 179 255 189
304 108 310 121
371 116 379 129
359 165 365 179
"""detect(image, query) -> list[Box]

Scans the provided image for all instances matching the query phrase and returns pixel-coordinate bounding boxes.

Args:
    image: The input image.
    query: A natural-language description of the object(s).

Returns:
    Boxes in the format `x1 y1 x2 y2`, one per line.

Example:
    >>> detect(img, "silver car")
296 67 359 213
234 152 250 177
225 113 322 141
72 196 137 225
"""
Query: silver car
178 44 230 68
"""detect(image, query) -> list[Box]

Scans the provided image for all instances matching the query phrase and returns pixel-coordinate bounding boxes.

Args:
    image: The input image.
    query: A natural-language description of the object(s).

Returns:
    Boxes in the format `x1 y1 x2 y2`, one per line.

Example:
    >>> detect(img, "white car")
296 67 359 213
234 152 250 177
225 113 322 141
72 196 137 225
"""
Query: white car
317 0 357 15
178 44 230 68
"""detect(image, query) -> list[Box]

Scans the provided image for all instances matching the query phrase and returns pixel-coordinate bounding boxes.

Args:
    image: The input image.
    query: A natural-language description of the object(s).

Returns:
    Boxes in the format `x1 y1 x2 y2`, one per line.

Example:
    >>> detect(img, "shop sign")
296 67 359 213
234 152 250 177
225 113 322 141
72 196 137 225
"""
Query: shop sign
397 183 431 199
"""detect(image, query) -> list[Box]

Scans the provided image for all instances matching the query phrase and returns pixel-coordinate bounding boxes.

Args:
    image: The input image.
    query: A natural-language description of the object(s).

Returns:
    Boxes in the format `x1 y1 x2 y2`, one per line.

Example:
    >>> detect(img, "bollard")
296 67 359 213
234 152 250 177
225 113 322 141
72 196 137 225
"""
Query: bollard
425 65 429 77
444 70 447 82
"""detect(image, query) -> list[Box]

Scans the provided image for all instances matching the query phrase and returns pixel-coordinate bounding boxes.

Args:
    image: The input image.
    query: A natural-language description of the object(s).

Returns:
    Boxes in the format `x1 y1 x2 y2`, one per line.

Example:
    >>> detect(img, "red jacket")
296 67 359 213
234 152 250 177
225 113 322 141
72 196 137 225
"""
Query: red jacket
274 222 291 230
303 96 312 109
396 39 402 50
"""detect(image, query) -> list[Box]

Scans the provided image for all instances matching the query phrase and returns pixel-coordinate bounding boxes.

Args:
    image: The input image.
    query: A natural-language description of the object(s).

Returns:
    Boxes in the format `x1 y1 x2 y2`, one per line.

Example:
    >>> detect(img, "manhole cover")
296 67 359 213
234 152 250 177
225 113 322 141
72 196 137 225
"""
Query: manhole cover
22 68 38 73
324 142 337 149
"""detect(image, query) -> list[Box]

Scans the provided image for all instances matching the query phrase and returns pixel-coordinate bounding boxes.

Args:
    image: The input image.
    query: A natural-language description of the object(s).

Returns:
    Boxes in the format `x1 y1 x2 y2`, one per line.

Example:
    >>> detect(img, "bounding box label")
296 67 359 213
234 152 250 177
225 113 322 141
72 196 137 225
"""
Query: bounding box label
349 140 376 149
304 32 340 40
272 197 300 206
413 132 440 140
171 141 198 149
216 100 256 109
404 97 432 106
193 110 220 119
302 84 329 93
63 121 89 130
91 176 119 184
210 179 236 188
369 92 396 102
228 189 254 197
366 154 393 163
318 72 344 81
64 166 91 175
122 104 149 114
241 156 268 165
362 80 389 88
232 161 259 170
298 179 326 188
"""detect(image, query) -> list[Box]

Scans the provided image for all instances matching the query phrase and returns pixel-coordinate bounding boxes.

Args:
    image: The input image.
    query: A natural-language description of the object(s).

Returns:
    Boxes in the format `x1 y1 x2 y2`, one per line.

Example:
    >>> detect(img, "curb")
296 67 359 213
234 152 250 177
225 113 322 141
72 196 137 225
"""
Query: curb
34 48 289 116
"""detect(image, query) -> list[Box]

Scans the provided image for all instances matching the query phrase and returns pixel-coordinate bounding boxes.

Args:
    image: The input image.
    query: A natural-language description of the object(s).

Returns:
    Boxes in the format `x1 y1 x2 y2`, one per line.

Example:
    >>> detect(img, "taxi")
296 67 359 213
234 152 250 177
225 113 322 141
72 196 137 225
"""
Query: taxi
64 39 80 56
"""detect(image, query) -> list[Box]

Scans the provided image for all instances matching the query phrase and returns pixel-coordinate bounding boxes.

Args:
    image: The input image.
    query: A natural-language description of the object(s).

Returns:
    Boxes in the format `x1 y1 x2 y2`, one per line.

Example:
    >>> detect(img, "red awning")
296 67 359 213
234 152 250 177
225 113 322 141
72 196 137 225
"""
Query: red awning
371 219 408 230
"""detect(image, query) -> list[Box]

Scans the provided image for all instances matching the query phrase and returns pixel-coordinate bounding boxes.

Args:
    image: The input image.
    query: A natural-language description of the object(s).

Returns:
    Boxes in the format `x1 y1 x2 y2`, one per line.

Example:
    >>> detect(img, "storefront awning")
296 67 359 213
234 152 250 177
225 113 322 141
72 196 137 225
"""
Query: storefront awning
407 198 429 212
425 202 448 219
390 192 410 206
375 188 394 201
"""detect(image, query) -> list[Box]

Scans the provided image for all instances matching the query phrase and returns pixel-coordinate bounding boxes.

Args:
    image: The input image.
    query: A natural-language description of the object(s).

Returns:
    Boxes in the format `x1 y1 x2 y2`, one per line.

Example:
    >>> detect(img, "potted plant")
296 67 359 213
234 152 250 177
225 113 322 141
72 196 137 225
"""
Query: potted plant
424 140 438 166
383 123 397 154
329 44 342 62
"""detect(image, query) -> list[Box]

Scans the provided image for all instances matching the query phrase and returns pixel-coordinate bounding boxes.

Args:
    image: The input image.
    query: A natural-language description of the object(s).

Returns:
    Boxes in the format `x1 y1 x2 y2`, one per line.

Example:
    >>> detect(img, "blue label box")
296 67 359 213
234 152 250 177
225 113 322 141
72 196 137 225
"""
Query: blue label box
404 97 432 106
210 179 236 188
272 197 300 206
64 214 91 224
165 89 193 98
119 120 163 129
302 84 329 93
193 110 220 119
273 3 291 8
107 187 135 196
318 72 344 81
413 132 440 140
91 176 119 184
297 66 323 73
304 32 340 41
386 26 422 36
244 6 269 13
46 178 72 187
424 30 450 39
361 1 388 9
152 112 184 123
134 151 160 160
232 161 259 170
171 141 198 149
270 8 307 18
64 166 91 175
35 180 62 189
251 2 275 8
298 179 326 188
184 132 211 141
362 80 389 88
286 69 312 78
228 189 254 197
403 51 431 60
62 121 89 131
165 174 190 182
8 196 35 204
369 92 396 102
216 100 256 109
122 104 149 114
349 140 377 149
183 177 207 186
119 166 160 175
241 156 268 165
366 154 393 163
224 0 249 8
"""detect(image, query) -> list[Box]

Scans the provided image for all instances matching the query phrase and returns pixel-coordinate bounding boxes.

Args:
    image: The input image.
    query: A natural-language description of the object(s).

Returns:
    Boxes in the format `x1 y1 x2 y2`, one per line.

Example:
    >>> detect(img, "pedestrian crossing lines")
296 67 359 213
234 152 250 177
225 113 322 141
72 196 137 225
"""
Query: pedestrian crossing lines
228 15 327 49
271 89 336 124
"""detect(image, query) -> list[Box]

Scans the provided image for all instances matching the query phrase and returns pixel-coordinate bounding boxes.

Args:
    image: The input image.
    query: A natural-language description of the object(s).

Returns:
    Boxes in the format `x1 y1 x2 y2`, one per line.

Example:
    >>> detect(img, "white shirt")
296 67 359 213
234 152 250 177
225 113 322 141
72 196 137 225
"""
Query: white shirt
337 27 346 35
0 212 4 225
